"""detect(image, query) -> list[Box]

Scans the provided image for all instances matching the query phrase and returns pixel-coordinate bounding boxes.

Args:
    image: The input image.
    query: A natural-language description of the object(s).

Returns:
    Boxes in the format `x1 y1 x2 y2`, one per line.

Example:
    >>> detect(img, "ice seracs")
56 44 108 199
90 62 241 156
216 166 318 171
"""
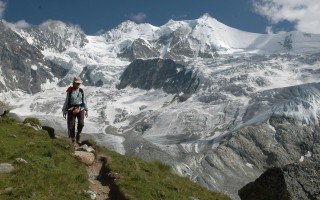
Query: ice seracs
1 14 320 200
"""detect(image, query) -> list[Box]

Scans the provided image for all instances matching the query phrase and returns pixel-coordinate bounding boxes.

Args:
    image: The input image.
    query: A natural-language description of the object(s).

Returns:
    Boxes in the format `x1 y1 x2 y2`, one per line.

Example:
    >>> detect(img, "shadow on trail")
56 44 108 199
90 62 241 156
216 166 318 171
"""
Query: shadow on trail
97 156 127 200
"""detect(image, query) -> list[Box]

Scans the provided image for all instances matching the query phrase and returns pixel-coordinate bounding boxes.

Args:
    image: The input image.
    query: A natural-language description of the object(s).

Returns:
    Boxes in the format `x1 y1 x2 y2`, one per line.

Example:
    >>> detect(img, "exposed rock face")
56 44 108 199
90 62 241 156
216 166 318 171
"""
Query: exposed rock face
238 162 320 200
0 101 10 115
117 58 200 98
159 26 195 60
23 20 88 52
79 66 104 87
0 21 68 94
1 15 320 200
163 116 320 200
118 38 160 61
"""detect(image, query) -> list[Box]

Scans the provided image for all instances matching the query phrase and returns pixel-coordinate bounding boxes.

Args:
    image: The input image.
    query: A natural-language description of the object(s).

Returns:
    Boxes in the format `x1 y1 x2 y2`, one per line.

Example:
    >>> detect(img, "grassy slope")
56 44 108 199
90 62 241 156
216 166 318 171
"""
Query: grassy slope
0 116 231 200
0 116 89 200
101 148 231 200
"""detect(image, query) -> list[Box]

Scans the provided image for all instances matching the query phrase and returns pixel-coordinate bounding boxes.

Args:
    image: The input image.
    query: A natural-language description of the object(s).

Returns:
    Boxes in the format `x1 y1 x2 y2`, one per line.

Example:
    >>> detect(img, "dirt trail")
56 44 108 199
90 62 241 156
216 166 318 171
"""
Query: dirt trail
86 154 111 200
72 140 114 200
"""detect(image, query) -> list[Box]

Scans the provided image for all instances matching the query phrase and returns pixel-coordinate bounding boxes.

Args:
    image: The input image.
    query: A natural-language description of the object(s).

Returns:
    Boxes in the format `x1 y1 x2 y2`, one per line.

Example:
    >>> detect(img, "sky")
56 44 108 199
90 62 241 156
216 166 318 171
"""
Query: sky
0 0 320 35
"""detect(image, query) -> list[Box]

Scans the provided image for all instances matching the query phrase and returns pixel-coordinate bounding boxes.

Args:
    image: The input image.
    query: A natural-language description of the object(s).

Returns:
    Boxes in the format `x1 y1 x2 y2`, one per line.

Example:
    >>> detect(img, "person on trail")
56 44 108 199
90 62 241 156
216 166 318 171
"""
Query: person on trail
62 77 88 144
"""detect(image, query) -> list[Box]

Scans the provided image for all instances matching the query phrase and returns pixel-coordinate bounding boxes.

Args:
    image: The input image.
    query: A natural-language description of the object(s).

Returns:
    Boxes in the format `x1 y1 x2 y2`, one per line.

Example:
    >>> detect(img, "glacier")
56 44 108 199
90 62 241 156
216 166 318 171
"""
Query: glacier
1 13 320 199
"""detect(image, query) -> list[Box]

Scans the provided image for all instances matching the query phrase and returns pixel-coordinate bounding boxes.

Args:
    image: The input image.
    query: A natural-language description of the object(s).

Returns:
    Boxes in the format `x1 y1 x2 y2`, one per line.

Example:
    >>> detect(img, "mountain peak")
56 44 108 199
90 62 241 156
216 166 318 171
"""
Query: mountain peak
39 20 84 35
197 13 219 24
116 20 138 31
0 19 10 31
40 20 67 29
199 13 213 20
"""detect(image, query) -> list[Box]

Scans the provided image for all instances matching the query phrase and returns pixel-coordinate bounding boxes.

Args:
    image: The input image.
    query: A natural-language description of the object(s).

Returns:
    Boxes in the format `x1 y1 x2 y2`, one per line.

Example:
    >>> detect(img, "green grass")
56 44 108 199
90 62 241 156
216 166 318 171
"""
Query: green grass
0 116 89 200
0 116 231 200
100 147 232 200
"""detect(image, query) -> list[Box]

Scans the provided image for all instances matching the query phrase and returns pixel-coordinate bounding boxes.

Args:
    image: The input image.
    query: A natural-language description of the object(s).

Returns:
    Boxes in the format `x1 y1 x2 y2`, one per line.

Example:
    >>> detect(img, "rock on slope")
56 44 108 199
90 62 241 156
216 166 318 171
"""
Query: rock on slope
238 162 320 200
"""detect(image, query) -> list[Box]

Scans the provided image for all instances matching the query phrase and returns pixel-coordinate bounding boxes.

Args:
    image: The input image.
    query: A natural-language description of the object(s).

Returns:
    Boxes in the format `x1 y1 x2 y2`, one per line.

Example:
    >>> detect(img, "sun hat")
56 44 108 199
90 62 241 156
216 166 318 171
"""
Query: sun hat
73 76 82 84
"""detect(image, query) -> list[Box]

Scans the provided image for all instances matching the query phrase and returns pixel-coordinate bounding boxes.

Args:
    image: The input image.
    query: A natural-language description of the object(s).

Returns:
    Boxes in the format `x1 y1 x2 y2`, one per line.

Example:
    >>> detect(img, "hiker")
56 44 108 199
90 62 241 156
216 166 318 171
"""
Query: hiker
62 77 88 144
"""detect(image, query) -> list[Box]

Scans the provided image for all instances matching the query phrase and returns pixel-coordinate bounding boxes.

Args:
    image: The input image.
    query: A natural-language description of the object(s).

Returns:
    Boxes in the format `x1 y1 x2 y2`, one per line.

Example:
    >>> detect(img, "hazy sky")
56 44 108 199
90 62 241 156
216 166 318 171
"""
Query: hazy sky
1 0 320 35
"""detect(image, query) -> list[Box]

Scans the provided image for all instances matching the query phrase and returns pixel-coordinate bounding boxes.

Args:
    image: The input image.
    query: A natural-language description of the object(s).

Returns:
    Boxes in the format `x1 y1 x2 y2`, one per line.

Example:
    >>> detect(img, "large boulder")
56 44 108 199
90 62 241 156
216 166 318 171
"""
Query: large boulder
238 162 320 200
0 163 14 173
0 101 10 116
73 151 95 166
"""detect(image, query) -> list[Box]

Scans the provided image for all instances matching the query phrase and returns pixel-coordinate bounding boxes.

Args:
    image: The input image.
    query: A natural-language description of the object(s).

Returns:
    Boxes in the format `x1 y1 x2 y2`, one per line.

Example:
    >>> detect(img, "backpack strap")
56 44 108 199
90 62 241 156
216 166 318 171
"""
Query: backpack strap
68 88 84 107
67 91 72 109
79 88 85 107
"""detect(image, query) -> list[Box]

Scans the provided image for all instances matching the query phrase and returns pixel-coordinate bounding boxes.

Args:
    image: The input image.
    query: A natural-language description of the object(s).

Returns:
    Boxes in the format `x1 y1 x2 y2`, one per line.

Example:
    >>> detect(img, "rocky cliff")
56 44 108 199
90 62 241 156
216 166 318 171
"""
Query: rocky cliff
1 15 320 200
117 58 200 100
238 162 320 200
0 21 67 94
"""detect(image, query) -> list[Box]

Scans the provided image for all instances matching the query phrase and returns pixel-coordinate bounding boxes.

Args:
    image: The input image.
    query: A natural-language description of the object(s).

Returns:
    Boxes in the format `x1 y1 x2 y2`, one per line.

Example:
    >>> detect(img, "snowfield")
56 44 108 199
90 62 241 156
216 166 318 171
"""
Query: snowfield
1 14 320 199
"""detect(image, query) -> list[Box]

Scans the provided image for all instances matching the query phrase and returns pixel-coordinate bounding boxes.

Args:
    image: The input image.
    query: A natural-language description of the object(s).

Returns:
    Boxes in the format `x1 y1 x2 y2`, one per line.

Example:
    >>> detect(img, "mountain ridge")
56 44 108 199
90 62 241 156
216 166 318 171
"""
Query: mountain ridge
1 15 320 199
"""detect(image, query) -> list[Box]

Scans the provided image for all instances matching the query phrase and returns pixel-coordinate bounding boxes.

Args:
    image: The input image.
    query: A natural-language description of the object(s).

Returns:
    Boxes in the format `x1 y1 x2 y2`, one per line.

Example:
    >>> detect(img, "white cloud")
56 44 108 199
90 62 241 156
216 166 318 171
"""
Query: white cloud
253 0 320 34
0 0 30 30
265 26 274 34
0 0 6 19
6 20 31 29
130 12 147 23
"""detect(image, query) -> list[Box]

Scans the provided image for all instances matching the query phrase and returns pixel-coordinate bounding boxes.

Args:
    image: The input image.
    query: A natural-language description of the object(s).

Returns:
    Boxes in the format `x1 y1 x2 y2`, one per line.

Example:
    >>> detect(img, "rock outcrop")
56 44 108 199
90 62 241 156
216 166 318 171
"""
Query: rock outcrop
117 58 200 99
0 21 68 94
238 162 320 200
73 144 97 166
0 101 10 116
169 116 320 200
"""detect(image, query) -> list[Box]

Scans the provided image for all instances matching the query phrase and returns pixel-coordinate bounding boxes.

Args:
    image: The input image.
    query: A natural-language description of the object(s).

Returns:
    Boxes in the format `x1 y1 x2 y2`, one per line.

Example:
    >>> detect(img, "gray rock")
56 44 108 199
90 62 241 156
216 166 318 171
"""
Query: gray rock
24 20 88 52
0 163 14 173
15 158 28 164
0 107 5 116
77 144 95 153
84 190 97 200
118 38 160 61
73 151 95 166
0 21 68 94
4 187 13 191
164 116 320 200
238 162 320 200
0 101 10 116
24 123 42 131
117 58 200 99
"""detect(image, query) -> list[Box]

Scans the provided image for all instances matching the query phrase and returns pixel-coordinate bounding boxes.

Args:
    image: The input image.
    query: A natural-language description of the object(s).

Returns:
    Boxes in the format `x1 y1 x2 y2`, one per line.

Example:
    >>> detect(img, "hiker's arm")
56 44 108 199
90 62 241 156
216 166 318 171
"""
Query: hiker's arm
62 93 69 117
83 93 88 112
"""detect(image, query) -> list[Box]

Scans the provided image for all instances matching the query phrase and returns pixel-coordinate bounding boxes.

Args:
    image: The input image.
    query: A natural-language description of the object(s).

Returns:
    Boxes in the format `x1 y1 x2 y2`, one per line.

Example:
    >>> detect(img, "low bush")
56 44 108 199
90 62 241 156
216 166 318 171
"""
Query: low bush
23 117 41 127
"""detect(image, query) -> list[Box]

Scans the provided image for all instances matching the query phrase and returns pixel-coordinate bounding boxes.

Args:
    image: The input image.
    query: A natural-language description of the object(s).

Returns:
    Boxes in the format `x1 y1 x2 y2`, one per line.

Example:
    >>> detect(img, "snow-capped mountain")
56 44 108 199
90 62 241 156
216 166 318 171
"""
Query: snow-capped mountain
0 20 68 94
1 14 320 199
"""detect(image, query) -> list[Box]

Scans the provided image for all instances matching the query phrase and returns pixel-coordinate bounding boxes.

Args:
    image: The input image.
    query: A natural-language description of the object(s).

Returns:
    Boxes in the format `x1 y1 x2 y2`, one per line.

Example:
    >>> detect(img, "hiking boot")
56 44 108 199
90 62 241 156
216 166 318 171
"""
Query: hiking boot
76 133 81 144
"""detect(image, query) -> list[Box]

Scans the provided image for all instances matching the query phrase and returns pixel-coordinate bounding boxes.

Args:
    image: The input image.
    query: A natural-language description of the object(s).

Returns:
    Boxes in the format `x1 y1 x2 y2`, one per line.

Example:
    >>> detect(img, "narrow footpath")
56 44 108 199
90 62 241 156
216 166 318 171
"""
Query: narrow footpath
72 142 112 200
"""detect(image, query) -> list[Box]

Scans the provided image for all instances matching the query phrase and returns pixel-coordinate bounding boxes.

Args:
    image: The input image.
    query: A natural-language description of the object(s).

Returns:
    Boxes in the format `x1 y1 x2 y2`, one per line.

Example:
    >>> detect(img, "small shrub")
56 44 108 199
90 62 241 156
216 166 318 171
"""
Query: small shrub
23 117 41 127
